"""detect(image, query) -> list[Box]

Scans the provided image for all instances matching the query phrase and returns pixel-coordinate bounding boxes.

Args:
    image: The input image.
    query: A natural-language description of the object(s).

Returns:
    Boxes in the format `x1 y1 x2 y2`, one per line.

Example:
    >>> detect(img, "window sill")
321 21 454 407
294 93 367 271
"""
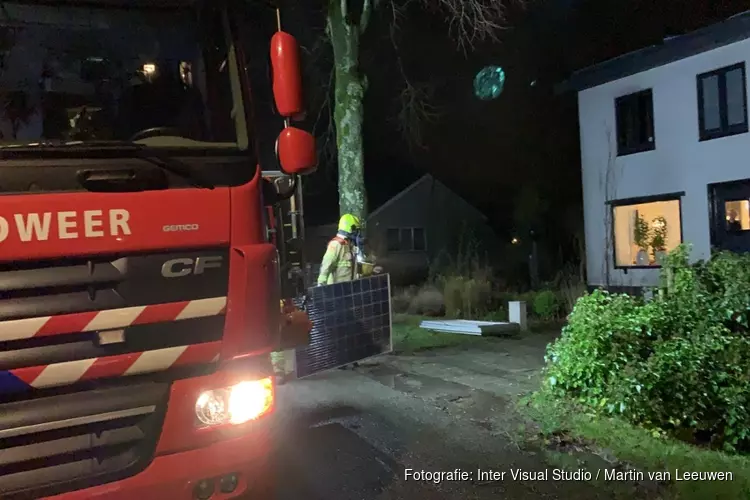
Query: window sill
699 126 748 142
617 144 655 157
615 265 662 270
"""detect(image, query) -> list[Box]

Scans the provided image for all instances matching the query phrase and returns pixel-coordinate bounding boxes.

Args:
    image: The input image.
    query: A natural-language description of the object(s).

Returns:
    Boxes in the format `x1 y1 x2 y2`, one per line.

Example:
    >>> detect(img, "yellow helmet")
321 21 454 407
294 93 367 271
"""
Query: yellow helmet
338 213 361 233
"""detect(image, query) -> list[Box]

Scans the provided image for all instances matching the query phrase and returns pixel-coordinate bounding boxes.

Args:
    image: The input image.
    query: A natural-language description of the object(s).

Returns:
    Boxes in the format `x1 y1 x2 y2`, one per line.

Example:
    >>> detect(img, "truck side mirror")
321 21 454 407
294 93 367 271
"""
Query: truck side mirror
270 31 303 119
276 126 316 175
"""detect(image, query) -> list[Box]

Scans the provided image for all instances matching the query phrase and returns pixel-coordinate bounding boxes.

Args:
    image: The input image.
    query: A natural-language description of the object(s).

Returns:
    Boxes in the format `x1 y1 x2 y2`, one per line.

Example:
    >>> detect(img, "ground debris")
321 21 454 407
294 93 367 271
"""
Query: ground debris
541 429 591 453
470 418 493 430
537 429 671 497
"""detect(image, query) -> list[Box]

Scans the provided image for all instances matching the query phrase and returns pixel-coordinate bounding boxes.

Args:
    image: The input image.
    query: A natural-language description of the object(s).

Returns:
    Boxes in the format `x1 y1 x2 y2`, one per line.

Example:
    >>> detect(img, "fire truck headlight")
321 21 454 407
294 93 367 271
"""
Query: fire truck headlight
228 378 274 424
195 378 274 427
195 389 229 426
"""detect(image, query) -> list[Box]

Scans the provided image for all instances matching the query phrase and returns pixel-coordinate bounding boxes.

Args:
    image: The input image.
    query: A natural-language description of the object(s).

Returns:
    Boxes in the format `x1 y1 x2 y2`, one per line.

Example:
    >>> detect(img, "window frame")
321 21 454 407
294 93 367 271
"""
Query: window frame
399 228 414 251
412 227 426 251
608 192 685 270
723 199 750 232
385 227 427 252
614 89 656 156
696 62 748 141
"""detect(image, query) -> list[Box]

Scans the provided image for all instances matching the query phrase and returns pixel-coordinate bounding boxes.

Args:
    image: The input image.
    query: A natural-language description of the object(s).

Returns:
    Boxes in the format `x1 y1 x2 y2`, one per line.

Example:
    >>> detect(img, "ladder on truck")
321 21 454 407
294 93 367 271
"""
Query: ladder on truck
263 171 307 299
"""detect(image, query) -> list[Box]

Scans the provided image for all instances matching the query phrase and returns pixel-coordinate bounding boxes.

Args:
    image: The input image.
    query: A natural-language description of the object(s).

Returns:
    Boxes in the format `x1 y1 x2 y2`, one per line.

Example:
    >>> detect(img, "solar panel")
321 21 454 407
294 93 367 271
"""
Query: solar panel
294 274 392 378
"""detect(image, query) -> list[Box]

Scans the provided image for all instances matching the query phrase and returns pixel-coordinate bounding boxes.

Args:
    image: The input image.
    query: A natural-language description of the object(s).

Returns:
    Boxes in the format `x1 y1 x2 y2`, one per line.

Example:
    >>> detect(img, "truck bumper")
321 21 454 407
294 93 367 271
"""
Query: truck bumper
45 425 274 500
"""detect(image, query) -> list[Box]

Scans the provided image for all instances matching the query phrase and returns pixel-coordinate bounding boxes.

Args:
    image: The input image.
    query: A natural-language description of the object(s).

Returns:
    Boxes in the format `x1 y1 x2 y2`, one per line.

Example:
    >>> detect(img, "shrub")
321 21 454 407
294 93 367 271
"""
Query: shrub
543 245 750 453
635 322 750 448
408 285 445 316
441 275 492 318
428 227 494 319
544 289 651 406
391 287 415 314
516 291 537 310
553 266 587 315
465 277 492 315
489 291 514 319
483 309 507 321
442 276 464 318
533 290 560 319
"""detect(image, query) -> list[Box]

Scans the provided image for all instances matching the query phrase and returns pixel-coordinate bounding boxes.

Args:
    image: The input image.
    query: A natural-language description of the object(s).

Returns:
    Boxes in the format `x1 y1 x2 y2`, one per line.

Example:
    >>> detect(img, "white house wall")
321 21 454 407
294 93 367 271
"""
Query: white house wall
579 39 750 287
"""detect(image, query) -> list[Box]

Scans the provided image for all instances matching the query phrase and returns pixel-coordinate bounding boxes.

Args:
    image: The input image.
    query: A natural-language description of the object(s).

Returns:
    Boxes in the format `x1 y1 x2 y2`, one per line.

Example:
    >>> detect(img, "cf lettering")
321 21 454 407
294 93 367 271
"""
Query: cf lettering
161 256 223 278
161 258 192 278
194 256 223 274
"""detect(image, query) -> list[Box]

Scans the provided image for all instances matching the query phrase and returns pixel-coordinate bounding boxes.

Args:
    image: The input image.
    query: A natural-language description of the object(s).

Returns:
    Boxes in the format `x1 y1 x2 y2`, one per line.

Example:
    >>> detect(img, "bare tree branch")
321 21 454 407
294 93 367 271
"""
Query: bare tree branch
312 68 338 172
600 125 621 287
339 0 348 22
396 81 440 150
360 0 373 33
389 0 410 33
300 25 338 188
419 0 513 50
389 1 442 150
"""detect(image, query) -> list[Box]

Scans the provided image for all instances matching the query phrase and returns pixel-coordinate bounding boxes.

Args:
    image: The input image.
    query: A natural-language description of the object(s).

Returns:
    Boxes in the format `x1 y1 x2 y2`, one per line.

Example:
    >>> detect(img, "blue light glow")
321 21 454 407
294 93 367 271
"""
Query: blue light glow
473 66 505 100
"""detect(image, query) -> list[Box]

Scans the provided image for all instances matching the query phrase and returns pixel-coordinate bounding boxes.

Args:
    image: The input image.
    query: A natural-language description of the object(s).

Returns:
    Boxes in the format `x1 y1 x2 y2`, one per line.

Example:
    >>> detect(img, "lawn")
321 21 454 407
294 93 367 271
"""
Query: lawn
391 313 564 354
520 391 750 500
392 314 750 500
390 314 489 353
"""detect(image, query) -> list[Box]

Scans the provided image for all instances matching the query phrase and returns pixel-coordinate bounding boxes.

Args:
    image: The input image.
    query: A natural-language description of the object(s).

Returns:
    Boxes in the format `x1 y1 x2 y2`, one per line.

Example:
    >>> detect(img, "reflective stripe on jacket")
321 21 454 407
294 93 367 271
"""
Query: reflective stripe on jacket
317 236 357 285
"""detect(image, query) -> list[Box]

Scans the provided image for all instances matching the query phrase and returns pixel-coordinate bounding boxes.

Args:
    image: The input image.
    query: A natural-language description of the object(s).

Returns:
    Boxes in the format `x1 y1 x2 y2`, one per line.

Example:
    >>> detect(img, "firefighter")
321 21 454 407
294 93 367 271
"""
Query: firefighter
317 213 367 370
317 213 364 286
273 215 366 381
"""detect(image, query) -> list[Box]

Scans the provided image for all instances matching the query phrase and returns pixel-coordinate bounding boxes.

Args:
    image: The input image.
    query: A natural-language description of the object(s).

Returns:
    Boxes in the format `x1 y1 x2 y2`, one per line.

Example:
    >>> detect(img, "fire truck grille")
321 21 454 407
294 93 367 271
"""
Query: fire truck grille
0 247 229 396
0 381 168 499
0 247 230 321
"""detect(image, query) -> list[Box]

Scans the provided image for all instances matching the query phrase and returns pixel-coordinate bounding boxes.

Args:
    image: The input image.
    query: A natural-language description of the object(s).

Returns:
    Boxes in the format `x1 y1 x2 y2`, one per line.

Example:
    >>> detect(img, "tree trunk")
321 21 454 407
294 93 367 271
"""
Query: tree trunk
327 0 368 224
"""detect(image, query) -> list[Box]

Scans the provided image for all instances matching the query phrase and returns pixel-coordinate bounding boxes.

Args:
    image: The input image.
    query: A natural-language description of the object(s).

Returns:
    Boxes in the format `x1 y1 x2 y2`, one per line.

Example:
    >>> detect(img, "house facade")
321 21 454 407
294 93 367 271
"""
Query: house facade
560 12 750 290
305 174 500 285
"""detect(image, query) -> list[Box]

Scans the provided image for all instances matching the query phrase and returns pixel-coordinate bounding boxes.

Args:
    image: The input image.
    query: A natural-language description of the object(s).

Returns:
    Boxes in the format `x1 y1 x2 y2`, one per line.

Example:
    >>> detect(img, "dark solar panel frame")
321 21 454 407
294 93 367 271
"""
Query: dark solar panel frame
294 274 393 378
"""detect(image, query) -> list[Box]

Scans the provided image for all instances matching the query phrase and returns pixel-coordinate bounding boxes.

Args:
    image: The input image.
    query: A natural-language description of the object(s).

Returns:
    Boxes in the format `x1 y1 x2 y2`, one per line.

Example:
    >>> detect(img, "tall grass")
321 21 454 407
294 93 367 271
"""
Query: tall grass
552 263 587 315
392 226 585 321
429 229 494 319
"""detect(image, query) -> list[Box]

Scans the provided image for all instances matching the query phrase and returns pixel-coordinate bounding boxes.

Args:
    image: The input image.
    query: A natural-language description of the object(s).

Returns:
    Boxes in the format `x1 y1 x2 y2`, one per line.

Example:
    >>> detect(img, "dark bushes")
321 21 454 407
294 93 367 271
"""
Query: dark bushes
532 290 560 319
543 245 750 453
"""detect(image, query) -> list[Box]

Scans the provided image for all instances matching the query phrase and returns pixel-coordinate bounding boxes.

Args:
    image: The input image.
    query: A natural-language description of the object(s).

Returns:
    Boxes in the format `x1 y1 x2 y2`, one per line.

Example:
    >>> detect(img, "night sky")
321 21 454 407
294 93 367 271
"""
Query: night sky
261 0 750 243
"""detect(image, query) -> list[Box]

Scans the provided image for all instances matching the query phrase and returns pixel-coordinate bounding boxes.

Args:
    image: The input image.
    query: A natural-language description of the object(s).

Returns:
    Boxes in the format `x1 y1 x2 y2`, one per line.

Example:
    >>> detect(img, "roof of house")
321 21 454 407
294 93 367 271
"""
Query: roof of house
367 174 487 221
556 10 750 94
366 162 423 212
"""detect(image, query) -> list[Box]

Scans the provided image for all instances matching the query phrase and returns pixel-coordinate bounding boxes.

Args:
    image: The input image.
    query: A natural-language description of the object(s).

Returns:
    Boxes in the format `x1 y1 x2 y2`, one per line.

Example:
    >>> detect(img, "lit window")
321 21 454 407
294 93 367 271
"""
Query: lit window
725 200 750 232
142 63 156 75
612 198 682 267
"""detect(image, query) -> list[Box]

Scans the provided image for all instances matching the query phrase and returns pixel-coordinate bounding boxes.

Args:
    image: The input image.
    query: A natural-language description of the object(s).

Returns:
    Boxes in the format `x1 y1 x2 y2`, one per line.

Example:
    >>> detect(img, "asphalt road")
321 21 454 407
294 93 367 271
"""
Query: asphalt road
271 346 656 500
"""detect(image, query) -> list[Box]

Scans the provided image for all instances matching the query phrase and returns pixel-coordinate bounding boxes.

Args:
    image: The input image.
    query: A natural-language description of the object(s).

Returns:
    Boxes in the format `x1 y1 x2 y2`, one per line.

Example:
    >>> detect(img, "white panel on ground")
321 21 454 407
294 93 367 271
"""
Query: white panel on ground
419 320 519 336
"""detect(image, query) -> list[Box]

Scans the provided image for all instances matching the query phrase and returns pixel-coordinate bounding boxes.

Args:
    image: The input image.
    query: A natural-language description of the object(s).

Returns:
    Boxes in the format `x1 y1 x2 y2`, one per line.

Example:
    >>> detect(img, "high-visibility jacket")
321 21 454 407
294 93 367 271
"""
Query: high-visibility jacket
317 235 359 285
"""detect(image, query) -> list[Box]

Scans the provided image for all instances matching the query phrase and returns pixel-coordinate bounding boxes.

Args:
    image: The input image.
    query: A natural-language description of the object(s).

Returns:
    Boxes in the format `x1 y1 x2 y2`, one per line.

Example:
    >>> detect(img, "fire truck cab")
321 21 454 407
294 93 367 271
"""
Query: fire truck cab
0 1 315 498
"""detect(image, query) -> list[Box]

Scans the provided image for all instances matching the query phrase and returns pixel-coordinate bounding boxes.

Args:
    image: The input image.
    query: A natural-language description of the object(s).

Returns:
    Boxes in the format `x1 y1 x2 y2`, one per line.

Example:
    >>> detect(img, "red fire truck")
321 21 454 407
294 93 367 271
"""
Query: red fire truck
0 1 315 498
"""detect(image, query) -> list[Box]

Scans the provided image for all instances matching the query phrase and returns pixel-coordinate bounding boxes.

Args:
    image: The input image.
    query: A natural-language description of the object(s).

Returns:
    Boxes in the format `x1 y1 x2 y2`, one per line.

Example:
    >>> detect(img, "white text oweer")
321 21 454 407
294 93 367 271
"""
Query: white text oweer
0 209 132 242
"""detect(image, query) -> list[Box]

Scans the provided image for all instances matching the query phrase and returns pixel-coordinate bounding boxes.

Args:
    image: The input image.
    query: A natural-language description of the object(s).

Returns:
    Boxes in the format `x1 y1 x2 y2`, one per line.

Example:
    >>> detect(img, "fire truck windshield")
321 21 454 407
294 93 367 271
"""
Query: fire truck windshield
0 2 244 149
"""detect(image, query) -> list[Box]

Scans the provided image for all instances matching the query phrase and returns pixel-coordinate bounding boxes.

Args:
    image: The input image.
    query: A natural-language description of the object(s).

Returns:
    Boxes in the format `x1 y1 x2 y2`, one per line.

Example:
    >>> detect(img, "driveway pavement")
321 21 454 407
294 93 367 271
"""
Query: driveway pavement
273 334 658 499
